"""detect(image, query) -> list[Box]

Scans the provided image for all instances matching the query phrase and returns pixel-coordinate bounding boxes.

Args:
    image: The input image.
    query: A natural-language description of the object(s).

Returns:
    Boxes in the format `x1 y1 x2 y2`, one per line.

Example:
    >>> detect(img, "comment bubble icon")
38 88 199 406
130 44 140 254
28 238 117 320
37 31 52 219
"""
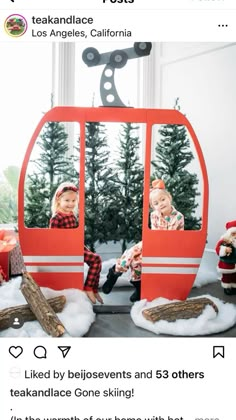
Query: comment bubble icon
33 345 47 359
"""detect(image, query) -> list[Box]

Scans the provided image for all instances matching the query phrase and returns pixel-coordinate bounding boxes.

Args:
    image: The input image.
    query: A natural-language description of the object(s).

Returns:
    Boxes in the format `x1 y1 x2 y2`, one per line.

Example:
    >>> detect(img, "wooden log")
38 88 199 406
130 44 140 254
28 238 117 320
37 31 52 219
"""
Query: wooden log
142 297 219 323
20 272 66 337
0 295 66 331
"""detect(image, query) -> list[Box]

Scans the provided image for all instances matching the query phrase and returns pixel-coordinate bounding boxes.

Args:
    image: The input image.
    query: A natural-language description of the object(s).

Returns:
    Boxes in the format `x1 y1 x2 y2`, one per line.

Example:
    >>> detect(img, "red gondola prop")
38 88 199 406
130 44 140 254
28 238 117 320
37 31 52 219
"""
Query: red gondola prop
18 106 208 300
18 42 208 300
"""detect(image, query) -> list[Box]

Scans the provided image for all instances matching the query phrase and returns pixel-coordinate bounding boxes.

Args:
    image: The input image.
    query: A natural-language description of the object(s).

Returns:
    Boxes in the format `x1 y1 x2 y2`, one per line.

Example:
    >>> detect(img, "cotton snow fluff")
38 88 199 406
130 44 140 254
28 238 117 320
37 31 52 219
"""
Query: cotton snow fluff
0 277 95 337
131 295 236 336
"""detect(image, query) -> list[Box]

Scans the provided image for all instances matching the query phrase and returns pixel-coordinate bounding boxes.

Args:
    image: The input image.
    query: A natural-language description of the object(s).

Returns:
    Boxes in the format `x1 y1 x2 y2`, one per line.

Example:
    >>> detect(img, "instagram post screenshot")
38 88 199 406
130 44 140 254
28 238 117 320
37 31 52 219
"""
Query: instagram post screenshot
1 0 236 419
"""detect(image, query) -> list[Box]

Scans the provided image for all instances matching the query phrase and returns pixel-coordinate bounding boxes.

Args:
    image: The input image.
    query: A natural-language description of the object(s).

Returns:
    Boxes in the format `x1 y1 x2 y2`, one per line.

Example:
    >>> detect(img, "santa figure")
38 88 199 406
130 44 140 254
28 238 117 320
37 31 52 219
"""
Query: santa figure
215 220 236 295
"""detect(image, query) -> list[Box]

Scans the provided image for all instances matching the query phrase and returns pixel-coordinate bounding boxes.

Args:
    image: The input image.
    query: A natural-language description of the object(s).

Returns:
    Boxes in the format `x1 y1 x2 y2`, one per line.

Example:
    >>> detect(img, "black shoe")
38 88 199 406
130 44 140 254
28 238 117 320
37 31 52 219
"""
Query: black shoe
130 280 141 302
102 265 122 294
224 288 234 295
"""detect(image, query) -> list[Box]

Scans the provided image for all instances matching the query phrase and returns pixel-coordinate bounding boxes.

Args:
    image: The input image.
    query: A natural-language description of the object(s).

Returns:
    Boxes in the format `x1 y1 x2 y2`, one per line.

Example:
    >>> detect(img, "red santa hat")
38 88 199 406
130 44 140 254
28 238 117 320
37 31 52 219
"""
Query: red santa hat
226 220 236 230
223 220 236 240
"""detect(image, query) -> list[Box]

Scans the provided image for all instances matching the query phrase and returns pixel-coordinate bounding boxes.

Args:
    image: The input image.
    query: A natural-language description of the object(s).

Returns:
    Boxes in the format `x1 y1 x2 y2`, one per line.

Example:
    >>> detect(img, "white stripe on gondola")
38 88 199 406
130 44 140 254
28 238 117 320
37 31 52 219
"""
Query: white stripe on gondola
23 255 83 263
142 267 199 274
142 257 201 264
26 265 84 273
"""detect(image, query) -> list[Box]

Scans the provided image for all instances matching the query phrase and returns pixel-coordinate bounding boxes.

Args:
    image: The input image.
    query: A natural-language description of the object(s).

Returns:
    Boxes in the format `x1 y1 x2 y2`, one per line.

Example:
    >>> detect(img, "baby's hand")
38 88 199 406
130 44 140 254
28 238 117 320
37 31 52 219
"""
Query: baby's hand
116 265 128 273
116 259 128 272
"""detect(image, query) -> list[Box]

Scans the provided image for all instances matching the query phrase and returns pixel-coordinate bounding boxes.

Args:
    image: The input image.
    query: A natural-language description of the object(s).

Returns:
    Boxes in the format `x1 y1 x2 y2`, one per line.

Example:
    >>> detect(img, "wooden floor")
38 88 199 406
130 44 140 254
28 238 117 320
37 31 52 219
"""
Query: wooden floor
85 281 236 337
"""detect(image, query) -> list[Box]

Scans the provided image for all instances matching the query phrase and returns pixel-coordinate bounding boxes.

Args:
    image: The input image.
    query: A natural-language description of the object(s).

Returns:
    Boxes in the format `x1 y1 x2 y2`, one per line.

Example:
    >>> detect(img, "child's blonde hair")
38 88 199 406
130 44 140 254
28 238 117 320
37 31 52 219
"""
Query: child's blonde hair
149 179 172 209
51 181 78 215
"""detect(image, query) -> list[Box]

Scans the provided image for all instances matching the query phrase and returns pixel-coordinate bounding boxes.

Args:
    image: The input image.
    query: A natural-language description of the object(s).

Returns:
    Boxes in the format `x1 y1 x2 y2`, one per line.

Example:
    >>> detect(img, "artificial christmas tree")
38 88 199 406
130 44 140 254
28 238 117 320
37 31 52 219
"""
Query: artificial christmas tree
24 121 77 228
111 122 144 252
84 121 118 252
0 166 19 224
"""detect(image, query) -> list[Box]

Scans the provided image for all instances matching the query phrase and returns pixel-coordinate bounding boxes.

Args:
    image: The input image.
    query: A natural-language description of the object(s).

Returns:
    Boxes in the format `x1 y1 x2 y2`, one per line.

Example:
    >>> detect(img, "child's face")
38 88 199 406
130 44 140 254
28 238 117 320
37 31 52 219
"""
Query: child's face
58 191 77 214
151 191 172 216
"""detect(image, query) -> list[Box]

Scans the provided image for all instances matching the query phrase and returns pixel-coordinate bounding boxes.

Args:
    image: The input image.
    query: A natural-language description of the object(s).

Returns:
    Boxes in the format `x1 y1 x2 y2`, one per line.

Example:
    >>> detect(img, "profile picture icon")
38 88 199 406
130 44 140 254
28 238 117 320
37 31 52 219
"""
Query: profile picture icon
4 14 28 37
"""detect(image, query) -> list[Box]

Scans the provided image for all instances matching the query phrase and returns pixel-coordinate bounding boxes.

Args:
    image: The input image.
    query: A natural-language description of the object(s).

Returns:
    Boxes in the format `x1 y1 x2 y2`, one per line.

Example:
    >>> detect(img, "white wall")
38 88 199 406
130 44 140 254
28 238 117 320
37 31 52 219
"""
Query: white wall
143 42 236 250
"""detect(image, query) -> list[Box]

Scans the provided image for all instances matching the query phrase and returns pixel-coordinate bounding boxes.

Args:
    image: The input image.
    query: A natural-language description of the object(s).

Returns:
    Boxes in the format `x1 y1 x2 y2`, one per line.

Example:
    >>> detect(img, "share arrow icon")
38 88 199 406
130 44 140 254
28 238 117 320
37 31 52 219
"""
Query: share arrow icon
58 346 71 358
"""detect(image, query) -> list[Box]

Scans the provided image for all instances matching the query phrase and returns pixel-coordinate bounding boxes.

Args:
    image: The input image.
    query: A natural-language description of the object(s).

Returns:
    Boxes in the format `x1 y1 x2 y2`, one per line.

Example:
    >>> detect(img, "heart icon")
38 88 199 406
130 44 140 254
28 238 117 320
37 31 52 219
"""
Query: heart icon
9 346 23 358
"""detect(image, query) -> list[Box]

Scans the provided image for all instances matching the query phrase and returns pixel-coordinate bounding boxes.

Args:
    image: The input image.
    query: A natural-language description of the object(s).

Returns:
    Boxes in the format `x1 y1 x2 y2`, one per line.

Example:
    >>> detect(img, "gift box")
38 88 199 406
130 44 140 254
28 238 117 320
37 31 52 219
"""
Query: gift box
9 243 26 276
0 230 25 280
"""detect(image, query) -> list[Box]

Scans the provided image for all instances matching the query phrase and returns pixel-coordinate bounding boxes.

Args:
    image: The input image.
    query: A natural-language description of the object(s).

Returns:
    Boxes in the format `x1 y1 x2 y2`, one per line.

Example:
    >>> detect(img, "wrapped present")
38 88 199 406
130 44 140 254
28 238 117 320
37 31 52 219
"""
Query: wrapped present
9 243 25 276
0 230 24 280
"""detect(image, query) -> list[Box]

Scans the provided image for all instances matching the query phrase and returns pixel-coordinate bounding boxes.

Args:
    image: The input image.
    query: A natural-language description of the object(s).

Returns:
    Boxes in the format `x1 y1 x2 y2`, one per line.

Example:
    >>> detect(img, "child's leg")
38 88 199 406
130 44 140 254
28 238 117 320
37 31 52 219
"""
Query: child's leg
130 280 141 302
84 246 103 303
102 246 133 295
102 245 136 295
129 252 142 302
102 264 123 294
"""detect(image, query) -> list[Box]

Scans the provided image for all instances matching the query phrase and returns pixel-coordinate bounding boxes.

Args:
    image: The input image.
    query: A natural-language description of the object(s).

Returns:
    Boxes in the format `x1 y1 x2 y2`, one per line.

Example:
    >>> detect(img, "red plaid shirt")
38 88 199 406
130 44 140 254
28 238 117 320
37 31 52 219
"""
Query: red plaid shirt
49 211 78 229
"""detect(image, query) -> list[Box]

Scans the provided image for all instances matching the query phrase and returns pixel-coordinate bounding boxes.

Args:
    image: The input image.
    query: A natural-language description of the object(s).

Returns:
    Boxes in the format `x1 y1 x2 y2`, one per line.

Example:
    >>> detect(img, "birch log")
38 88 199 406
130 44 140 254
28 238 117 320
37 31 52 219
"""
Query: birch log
0 295 66 331
142 297 219 323
20 272 66 337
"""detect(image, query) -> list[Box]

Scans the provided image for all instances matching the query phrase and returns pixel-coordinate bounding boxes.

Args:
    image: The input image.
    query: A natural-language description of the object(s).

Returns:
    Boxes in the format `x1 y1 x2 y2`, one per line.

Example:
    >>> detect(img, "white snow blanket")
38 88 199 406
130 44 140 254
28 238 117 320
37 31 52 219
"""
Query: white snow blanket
131 294 236 336
0 277 95 337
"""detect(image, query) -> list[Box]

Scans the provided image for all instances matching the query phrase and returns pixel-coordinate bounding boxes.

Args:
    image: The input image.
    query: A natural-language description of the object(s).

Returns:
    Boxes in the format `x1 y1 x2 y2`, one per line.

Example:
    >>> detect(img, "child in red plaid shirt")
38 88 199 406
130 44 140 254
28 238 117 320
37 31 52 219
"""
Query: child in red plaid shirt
50 182 103 304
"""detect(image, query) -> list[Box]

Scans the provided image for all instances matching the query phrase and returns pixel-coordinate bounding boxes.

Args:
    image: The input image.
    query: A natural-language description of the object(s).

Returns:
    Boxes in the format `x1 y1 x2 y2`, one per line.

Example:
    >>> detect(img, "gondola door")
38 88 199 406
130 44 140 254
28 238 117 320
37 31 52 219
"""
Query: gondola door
18 107 85 290
141 109 208 301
